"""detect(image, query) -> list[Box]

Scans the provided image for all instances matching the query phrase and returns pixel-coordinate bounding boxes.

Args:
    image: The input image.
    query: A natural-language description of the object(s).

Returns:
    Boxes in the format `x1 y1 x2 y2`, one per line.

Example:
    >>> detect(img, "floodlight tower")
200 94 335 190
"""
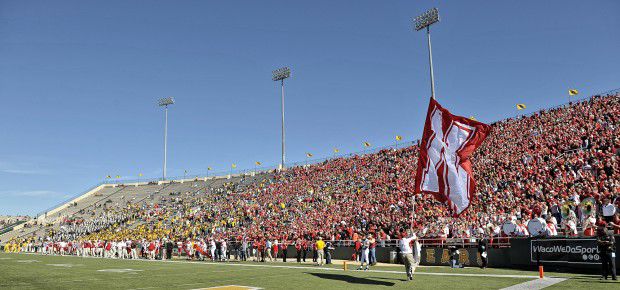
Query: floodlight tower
272 67 291 169
158 97 175 180
414 8 440 99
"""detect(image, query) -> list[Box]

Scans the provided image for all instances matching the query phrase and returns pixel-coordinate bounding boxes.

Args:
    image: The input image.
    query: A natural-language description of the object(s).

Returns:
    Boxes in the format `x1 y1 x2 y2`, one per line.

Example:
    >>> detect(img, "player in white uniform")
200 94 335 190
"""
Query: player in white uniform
221 240 227 261
97 241 104 257
357 236 370 271
187 240 194 259
201 240 208 261
118 240 126 259
42 241 49 255
59 241 67 255
210 239 216 261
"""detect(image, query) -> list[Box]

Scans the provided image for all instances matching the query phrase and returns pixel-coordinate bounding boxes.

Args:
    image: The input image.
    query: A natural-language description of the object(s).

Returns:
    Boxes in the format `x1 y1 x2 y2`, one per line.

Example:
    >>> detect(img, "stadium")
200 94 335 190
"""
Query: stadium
0 1 618 290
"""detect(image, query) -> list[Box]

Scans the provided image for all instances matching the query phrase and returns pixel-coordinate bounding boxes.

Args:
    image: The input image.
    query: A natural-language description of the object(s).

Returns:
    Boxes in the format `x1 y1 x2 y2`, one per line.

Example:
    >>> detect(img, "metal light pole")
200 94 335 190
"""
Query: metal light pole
414 8 440 99
272 67 291 170
158 97 175 180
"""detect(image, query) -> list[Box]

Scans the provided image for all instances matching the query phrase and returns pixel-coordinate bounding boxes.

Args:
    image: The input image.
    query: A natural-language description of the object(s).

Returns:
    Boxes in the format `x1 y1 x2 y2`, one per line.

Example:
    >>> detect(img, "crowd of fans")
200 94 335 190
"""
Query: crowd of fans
4 94 620 255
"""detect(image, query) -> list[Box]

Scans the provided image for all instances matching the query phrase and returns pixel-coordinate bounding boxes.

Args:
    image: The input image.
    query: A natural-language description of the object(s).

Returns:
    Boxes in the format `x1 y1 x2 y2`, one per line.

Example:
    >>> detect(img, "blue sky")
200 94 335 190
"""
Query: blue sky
0 0 618 215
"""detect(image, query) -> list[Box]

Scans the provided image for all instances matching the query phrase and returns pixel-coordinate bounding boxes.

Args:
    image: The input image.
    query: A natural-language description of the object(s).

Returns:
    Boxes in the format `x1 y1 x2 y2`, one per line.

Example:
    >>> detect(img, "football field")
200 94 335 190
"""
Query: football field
0 252 616 289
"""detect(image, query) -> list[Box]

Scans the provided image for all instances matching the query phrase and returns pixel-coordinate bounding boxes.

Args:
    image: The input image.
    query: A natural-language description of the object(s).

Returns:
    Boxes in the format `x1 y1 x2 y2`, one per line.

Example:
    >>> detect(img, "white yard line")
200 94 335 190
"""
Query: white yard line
500 277 567 290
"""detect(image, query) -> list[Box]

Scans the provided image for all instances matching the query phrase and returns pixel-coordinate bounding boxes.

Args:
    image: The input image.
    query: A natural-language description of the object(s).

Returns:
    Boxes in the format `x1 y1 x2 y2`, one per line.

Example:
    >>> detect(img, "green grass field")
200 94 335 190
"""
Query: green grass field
0 252 617 289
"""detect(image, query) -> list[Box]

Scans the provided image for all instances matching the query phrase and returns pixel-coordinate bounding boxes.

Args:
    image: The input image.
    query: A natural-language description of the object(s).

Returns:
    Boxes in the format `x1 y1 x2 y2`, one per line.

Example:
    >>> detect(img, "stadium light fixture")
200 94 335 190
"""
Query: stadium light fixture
413 8 440 99
272 67 291 81
414 7 439 31
158 97 175 107
272 67 291 170
158 97 175 180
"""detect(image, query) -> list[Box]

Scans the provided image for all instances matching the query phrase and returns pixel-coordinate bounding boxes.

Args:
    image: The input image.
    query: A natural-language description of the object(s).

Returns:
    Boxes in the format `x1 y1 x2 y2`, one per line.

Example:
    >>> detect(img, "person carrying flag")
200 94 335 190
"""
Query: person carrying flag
399 230 420 281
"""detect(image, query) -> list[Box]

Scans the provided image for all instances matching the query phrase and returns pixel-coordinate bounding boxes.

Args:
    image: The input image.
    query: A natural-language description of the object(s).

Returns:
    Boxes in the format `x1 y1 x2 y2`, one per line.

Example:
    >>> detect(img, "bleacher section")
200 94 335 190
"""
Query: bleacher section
0 172 269 244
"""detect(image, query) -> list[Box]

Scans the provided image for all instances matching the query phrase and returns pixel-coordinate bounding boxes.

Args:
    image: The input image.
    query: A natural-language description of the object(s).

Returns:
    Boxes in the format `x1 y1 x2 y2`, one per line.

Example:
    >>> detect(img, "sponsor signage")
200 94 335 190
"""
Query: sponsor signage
530 238 601 264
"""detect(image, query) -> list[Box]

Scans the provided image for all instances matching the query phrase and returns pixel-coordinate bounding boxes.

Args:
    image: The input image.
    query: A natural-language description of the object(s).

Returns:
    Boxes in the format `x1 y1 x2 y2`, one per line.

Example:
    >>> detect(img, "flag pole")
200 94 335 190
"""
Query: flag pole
413 7 440 228
411 195 416 230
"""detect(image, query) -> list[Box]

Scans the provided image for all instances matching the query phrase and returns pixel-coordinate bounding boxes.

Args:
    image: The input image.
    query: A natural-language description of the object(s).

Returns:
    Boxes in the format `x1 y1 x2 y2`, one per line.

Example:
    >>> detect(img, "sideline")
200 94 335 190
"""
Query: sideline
5 252 544 279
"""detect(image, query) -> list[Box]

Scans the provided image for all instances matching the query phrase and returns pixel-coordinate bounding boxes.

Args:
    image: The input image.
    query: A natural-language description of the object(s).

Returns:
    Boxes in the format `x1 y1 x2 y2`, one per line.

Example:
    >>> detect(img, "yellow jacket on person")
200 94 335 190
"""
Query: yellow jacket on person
316 240 325 250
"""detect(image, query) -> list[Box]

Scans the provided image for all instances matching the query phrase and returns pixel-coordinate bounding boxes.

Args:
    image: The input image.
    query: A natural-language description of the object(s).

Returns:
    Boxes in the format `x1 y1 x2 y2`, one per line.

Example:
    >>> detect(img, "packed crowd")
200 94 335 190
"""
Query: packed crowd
4 94 620 257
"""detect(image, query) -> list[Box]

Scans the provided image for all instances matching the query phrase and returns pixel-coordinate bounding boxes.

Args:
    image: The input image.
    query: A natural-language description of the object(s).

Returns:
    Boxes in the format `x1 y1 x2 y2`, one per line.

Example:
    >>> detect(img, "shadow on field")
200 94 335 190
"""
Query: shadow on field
307 272 396 286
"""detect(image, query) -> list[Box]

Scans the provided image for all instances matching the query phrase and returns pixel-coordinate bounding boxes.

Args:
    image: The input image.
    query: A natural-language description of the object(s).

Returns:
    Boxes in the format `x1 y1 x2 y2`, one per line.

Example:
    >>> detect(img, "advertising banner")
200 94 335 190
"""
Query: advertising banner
530 238 601 264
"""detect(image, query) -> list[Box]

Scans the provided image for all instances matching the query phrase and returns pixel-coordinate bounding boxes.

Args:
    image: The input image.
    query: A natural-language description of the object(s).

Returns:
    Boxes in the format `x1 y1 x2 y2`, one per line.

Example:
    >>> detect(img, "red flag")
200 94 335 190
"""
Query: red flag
414 97 491 216
194 243 208 256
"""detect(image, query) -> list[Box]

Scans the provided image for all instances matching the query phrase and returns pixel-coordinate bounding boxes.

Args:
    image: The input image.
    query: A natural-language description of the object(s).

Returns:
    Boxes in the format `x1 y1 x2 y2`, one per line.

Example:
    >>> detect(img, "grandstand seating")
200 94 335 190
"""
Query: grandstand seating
2 93 618 246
